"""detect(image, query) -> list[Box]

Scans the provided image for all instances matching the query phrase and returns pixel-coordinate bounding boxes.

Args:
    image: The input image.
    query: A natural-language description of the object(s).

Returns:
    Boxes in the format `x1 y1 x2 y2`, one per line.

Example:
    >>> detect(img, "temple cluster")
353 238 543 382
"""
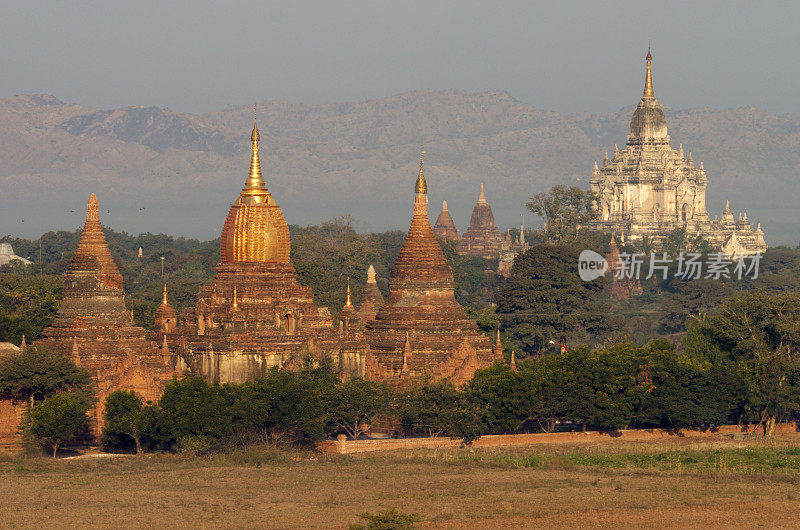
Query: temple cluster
4 50 770 444
433 183 530 277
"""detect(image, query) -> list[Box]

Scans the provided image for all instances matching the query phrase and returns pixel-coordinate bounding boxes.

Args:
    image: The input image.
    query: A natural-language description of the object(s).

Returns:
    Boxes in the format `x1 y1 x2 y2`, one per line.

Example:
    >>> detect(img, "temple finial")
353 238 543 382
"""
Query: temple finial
245 104 265 190
414 145 427 194
345 278 352 307
643 44 655 98
162 283 168 305
478 183 486 204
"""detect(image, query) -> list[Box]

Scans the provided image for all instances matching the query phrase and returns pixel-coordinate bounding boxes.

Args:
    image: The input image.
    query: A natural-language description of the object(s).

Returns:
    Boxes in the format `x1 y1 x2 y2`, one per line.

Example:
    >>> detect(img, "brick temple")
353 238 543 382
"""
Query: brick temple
458 184 504 259
364 152 501 387
36 194 173 435
432 200 460 240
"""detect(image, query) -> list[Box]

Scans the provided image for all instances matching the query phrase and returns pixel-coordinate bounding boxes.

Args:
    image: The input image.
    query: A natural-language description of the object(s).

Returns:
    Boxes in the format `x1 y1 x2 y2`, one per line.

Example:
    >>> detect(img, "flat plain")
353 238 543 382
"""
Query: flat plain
2 433 800 529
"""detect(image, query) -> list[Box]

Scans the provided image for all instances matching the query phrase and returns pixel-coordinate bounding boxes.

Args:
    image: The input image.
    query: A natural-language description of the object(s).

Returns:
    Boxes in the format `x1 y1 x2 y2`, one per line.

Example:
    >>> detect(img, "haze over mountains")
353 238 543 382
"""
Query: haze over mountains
1 91 798 243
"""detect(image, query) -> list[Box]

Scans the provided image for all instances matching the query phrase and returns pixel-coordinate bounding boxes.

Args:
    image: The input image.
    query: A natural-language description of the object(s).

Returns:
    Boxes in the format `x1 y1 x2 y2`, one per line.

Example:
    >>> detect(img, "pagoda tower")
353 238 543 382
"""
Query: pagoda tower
433 200 460 240
588 47 766 256
458 183 503 259
365 149 495 387
160 108 367 383
356 265 384 324
37 194 172 436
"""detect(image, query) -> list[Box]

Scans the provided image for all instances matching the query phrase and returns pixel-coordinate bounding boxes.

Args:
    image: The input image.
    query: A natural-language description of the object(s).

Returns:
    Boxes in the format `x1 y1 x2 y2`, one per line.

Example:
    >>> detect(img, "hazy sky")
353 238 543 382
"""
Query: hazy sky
2 0 798 114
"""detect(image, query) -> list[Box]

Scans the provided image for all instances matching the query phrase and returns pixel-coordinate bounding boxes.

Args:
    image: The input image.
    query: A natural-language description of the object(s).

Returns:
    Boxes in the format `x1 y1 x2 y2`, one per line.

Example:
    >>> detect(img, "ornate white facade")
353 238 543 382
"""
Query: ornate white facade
589 49 766 256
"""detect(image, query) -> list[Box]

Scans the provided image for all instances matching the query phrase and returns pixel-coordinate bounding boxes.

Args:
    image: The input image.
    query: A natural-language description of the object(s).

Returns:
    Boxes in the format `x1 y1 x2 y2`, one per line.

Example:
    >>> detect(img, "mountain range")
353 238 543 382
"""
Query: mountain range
1 91 797 243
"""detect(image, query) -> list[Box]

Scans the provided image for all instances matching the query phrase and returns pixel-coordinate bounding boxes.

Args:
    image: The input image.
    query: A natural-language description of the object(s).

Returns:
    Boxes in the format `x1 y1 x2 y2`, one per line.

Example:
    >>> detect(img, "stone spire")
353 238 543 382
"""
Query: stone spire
433 200 460 240
519 215 525 245
389 153 453 292
478 183 487 204
357 265 384 324
155 282 177 332
492 328 503 359
509 350 517 372
401 331 412 375
68 194 124 291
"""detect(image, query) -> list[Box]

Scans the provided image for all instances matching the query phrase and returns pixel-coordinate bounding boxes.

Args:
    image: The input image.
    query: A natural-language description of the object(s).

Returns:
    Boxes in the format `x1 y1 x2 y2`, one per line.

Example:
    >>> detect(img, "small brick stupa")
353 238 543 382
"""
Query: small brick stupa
37 194 172 435
365 150 498 387
159 110 367 383
458 183 503 259
433 200 460 240
357 265 384 325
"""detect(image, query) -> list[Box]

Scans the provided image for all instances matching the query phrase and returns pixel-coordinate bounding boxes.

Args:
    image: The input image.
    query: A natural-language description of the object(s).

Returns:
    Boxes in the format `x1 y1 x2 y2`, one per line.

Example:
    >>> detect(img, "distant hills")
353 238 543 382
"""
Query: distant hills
1 90 797 243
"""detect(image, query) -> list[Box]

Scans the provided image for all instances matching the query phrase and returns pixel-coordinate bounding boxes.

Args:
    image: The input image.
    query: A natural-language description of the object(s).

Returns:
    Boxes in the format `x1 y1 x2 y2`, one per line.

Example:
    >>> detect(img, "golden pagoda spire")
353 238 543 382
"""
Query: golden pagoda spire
345 278 352 307
245 104 266 192
643 44 655 98
162 283 168 305
232 286 238 309
415 145 427 195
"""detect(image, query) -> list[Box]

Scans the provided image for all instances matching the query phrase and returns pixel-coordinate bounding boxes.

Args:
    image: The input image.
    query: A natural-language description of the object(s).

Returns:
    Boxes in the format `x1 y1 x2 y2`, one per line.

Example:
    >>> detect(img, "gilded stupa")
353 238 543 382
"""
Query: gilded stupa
157 108 367 383
588 48 766 256
365 149 498 387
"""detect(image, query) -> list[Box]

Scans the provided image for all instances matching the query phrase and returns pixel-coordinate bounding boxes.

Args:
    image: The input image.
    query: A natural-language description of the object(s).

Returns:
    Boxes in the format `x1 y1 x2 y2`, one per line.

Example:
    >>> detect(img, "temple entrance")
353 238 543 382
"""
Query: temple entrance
681 203 689 222
284 313 295 334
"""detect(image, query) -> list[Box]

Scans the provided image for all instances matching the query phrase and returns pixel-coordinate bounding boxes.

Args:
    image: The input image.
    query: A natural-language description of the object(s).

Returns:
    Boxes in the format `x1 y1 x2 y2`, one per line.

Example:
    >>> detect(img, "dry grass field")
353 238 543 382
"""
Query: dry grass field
2 434 800 529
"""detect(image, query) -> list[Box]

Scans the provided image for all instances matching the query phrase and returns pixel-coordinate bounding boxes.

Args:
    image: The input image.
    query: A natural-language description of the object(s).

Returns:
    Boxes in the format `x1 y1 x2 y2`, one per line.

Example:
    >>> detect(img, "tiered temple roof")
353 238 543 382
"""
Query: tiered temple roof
37 194 172 436
588 48 766 256
365 150 498 387
458 184 504 259
433 200 460 240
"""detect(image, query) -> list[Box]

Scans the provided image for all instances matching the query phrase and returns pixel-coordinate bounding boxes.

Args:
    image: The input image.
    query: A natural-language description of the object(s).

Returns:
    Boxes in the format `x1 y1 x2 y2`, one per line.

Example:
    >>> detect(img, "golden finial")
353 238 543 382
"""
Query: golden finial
245 104 266 191
643 43 655 98
162 283 168 305
345 278 352 307
414 145 427 194
232 286 238 309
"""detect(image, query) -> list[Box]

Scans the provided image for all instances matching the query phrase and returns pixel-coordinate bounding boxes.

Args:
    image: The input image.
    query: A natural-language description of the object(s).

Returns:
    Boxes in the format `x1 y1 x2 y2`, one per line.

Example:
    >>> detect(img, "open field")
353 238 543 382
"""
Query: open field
2 434 800 529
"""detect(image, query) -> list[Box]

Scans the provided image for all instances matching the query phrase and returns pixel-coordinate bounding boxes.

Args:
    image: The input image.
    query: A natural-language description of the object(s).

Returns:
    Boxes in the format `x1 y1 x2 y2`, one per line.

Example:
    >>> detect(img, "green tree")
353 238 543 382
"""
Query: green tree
149 377 233 450
397 379 480 440
325 378 390 439
0 346 92 406
496 244 624 357
683 292 800 435
526 185 597 243
232 370 326 446
102 390 145 453
29 392 91 457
